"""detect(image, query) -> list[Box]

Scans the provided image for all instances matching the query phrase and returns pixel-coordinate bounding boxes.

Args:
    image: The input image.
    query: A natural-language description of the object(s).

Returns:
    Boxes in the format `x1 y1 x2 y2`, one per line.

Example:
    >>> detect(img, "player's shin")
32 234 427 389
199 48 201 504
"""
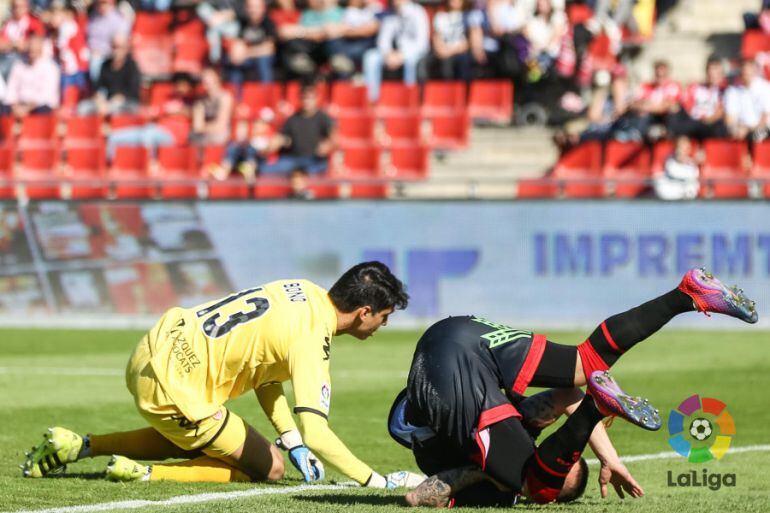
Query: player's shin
576 288 694 380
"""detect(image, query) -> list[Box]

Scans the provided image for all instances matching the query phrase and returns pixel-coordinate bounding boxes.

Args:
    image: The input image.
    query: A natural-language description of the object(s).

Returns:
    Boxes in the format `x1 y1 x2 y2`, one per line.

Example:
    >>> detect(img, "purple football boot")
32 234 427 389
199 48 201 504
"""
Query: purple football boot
678 268 758 324
587 371 661 431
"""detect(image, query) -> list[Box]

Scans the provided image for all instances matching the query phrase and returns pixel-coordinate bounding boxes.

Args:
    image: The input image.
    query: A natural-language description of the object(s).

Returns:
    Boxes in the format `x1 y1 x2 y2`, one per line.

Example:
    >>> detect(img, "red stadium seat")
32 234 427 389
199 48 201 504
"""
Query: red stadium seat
742 30 770 59
651 140 675 174
427 112 470 150
337 146 381 177
158 146 200 199
337 114 376 148
110 146 153 199
329 82 369 116
381 113 424 146
202 145 250 199
61 85 82 111
701 139 749 198
602 141 651 197
63 115 103 150
468 80 513 123
174 41 208 74
0 116 14 146
236 82 282 119
17 147 60 199
133 12 173 36
375 83 420 117
254 178 292 199
516 179 557 198
18 114 57 150
148 82 175 109
552 141 603 197
383 144 429 180
421 81 466 117
62 147 106 199
305 180 340 199
0 146 14 198
110 113 146 130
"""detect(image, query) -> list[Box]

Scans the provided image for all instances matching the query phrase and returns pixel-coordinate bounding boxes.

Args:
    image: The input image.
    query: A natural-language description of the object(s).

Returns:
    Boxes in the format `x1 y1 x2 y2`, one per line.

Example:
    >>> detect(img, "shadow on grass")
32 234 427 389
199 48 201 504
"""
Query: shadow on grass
293 493 406 507
48 472 106 480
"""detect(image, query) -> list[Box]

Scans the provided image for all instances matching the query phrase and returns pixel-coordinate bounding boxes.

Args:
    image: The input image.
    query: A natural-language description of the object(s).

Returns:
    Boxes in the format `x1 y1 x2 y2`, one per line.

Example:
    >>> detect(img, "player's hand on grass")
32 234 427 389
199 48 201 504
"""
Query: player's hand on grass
599 459 643 499
276 430 325 482
367 470 426 489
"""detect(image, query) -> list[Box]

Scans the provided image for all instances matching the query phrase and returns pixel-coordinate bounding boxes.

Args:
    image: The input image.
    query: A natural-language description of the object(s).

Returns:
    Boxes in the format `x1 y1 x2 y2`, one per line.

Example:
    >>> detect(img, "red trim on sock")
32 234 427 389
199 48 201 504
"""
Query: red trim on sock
600 321 625 354
577 339 609 380
512 334 547 395
534 451 570 478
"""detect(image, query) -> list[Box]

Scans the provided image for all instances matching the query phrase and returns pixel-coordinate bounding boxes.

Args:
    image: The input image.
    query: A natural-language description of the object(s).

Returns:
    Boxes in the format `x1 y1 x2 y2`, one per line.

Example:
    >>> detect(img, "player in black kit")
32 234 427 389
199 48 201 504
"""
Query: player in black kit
389 268 758 507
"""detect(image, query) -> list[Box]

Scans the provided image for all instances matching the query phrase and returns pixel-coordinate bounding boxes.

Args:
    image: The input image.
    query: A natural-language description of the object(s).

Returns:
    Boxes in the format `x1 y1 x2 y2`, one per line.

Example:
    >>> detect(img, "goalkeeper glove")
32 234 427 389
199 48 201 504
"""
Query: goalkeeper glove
367 470 426 489
276 430 325 482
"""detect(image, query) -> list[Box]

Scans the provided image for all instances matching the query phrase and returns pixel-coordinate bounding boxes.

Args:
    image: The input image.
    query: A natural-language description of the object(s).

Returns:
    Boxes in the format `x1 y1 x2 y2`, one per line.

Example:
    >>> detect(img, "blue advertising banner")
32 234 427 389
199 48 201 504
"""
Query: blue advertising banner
0 201 767 329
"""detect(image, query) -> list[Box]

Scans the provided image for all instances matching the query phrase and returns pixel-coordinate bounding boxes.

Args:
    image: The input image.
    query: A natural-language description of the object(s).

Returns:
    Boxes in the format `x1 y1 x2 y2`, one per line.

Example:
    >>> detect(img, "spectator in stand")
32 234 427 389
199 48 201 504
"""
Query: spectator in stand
288 0 344 76
87 0 131 82
225 0 276 84
270 0 302 68
106 73 196 160
668 57 728 140
261 82 335 175
197 0 241 64
631 59 682 140
78 33 140 115
524 0 567 80
654 136 700 201
191 66 233 146
467 0 528 80
427 0 472 81
362 0 429 102
577 69 636 142
214 107 276 180
328 0 381 77
743 1 770 32
0 0 45 79
5 34 59 116
47 0 89 100
724 58 770 141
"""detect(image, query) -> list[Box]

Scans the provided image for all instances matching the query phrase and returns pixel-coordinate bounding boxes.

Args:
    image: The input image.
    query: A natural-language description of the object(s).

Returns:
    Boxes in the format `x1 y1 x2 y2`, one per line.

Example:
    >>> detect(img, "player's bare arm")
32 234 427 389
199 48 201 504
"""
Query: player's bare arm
405 466 491 508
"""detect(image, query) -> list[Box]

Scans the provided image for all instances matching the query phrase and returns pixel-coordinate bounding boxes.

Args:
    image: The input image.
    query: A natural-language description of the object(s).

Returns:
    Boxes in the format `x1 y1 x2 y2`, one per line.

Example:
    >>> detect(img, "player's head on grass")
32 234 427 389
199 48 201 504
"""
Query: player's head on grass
556 457 589 503
329 261 408 340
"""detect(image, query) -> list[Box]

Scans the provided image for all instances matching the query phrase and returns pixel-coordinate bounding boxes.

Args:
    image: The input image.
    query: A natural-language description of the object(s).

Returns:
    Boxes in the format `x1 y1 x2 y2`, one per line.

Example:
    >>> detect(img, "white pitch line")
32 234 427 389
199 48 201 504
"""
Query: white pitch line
0 367 123 377
585 444 770 465
7 445 770 513
7 483 354 513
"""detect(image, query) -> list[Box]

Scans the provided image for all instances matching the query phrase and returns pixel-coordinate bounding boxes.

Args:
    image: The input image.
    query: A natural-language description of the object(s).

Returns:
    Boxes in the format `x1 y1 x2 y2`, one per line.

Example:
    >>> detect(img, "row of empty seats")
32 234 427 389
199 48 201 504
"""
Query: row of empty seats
520 139 770 199
0 143 431 200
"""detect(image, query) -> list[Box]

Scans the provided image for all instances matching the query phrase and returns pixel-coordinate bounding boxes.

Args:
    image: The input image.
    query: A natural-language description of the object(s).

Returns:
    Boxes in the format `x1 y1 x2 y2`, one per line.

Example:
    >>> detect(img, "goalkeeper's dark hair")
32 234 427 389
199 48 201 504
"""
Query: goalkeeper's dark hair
329 261 408 313
556 457 589 503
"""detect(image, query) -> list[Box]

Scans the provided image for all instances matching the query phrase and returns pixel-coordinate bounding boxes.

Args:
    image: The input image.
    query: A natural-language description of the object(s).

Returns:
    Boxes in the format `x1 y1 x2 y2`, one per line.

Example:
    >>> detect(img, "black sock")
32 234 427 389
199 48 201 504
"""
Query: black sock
584 288 693 367
525 396 604 502
534 396 603 476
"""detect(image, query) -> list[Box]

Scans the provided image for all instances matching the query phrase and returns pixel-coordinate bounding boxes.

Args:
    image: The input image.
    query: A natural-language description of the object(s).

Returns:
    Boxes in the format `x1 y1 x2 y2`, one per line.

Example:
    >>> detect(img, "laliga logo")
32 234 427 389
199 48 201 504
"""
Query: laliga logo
666 394 736 491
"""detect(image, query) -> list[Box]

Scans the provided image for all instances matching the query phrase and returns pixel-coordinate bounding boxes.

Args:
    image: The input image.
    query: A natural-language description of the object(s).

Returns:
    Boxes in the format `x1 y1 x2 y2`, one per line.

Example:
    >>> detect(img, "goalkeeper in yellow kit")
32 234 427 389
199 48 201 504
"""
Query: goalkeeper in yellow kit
22 262 420 488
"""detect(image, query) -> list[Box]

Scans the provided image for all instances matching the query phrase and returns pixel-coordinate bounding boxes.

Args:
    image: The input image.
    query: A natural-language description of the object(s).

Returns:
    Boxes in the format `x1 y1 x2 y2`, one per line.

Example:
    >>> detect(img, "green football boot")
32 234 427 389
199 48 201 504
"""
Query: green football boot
22 427 83 478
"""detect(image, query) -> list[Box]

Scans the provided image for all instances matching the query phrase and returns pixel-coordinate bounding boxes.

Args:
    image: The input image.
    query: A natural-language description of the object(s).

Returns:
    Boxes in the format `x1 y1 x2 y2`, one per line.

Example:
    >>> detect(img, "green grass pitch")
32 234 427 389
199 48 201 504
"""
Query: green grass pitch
1 327 769 512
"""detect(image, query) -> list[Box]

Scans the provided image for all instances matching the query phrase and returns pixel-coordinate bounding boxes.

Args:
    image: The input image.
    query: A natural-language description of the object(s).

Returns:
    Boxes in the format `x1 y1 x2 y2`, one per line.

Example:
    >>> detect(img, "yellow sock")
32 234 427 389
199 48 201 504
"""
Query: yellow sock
149 456 251 483
90 428 198 460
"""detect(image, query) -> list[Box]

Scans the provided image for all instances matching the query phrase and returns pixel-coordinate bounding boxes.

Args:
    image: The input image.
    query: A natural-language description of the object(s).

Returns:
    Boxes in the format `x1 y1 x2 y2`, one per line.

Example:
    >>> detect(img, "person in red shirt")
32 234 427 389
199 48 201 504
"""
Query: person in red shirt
667 56 728 140
0 0 45 78
631 59 682 139
46 0 90 98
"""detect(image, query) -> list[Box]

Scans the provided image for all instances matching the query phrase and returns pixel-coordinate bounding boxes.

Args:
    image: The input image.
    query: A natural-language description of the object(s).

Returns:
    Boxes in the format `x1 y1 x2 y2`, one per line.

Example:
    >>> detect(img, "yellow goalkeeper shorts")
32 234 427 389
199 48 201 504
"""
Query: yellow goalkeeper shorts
125 335 247 457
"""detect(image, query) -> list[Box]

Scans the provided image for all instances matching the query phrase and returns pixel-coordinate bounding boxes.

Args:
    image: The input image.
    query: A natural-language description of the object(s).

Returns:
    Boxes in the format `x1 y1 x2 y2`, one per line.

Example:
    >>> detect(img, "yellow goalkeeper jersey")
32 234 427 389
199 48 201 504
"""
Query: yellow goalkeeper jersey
145 279 375 483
